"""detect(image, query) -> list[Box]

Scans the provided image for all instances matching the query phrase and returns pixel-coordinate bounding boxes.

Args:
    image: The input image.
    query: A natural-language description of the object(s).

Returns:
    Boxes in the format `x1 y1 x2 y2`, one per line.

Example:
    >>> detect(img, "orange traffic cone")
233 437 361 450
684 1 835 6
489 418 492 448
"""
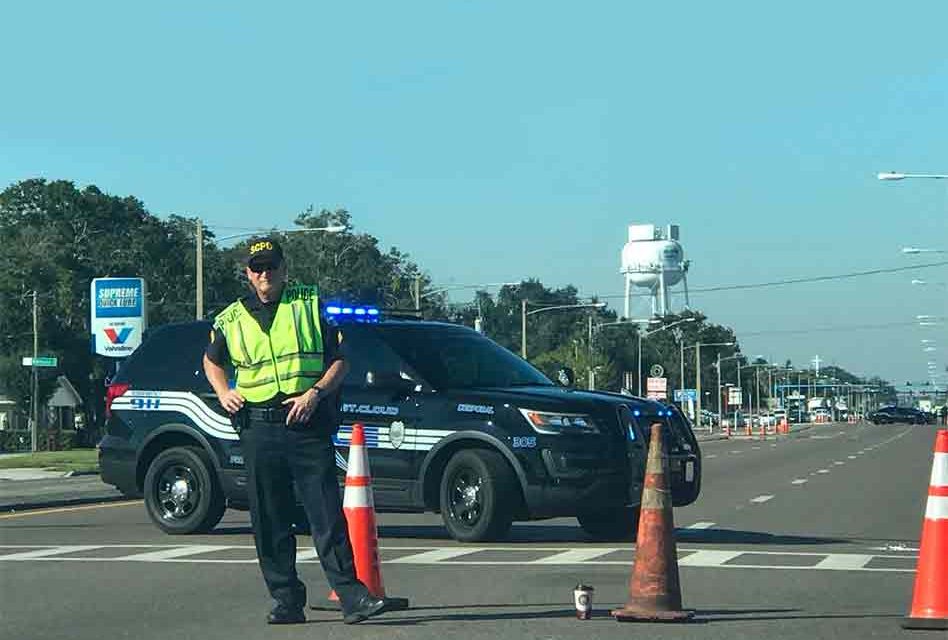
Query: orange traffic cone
612 423 693 622
903 429 948 630
328 423 409 610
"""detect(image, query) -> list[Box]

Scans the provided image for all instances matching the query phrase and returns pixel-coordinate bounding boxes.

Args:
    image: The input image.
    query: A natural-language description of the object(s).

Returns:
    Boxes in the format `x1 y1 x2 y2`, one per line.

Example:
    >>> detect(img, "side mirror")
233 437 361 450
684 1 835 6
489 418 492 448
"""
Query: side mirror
366 370 420 395
556 367 575 387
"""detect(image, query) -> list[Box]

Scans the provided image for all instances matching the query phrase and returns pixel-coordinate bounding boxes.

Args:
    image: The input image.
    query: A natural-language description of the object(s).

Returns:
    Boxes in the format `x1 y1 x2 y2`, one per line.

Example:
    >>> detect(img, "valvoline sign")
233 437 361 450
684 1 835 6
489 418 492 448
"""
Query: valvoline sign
91 278 147 357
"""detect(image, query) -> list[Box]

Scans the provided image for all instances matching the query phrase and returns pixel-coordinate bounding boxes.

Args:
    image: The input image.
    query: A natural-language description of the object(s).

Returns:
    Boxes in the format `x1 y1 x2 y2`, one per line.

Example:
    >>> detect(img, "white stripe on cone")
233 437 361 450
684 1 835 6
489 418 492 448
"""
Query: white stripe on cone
930 453 948 487
346 444 369 479
925 495 948 520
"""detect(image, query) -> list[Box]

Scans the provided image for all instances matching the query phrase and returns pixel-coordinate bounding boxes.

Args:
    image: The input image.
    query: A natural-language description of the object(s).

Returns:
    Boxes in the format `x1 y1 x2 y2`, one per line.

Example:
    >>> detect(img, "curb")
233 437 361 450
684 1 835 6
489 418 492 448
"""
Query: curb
0 494 138 513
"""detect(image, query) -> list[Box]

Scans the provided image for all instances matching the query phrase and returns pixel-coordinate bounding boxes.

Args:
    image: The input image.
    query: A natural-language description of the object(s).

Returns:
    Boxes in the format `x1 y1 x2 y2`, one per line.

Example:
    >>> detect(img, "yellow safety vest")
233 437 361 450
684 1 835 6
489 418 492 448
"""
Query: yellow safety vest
214 285 325 403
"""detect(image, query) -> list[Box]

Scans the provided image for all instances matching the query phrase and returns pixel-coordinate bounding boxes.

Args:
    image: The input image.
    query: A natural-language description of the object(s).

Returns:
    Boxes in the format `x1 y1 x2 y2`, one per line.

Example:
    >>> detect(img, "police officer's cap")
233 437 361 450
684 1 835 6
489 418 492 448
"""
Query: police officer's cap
245 237 284 267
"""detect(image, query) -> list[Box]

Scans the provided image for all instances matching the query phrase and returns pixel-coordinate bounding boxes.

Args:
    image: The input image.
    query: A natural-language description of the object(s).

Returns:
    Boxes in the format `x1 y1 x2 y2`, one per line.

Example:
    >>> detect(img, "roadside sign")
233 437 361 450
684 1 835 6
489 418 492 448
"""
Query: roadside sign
674 389 697 402
649 364 665 378
21 356 58 367
728 388 743 406
647 377 668 399
91 277 147 358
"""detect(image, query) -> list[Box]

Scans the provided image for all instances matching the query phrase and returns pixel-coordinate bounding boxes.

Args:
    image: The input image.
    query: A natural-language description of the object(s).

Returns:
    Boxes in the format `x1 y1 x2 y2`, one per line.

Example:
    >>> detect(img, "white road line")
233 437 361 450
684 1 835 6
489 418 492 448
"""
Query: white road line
818 469 830 474
533 549 617 564
706 454 718 459
388 548 482 564
118 545 225 562
677 550 743 567
834 461 845 465
791 479 808 485
0 545 102 560
730 450 742 454
750 495 774 503
297 548 319 561
848 456 857 459
686 522 716 529
814 554 872 570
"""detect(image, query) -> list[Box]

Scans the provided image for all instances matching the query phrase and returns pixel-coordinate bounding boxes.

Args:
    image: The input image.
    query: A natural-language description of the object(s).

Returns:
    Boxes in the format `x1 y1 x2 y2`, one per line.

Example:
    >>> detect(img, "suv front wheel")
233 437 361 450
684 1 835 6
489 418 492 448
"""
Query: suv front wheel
439 449 517 542
144 446 226 534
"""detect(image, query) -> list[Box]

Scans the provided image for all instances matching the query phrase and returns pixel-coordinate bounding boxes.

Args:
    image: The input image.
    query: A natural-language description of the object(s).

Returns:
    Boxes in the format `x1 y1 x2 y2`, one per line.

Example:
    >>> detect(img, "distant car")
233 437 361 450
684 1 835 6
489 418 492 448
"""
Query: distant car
758 413 777 427
721 412 747 428
867 406 931 425
787 411 805 424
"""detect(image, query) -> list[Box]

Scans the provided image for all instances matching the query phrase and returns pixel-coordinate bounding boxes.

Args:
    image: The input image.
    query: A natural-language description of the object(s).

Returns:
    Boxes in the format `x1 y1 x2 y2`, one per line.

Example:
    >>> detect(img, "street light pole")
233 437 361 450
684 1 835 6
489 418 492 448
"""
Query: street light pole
521 301 606 360
196 219 204 319
32 290 38 454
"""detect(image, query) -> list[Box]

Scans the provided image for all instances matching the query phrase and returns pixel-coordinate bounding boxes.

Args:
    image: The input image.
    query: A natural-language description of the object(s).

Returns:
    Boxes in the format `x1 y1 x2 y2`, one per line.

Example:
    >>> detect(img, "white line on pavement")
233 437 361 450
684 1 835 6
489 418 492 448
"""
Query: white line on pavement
686 522 716 529
750 495 774 503
118 545 226 562
814 554 872 570
0 545 102 560
818 469 830 474
388 548 483 564
533 549 616 564
791 479 808 485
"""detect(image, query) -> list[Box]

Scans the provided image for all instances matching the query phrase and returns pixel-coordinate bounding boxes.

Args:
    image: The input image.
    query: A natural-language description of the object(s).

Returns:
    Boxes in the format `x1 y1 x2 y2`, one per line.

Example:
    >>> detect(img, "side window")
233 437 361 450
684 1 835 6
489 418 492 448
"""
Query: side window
116 323 213 392
340 328 411 389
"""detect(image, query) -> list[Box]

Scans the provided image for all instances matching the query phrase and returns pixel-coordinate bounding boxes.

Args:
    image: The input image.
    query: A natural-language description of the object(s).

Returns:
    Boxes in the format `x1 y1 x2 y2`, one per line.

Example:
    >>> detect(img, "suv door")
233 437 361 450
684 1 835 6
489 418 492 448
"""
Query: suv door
337 326 425 509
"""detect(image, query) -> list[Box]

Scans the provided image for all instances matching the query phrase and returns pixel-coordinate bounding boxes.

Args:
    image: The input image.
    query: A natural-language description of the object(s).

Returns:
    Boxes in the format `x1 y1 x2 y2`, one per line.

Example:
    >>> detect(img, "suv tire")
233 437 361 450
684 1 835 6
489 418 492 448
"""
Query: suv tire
439 449 517 542
577 506 640 541
144 446 226 535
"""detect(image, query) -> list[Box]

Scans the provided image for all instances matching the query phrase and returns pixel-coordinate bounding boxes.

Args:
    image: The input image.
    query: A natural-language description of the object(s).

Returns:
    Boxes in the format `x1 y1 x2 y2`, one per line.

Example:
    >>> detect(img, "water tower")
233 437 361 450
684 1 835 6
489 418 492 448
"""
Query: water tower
620 223 690 318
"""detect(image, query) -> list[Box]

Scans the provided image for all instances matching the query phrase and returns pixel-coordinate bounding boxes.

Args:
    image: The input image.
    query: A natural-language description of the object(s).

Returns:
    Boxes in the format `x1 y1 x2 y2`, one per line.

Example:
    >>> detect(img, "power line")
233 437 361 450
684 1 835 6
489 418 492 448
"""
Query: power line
740 319 926 337
591 260 948 299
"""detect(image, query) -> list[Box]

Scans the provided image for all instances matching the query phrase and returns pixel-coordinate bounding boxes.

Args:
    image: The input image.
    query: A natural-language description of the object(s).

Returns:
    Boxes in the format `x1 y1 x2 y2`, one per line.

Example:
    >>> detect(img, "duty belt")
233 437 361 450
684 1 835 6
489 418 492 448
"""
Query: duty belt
245 406 291 422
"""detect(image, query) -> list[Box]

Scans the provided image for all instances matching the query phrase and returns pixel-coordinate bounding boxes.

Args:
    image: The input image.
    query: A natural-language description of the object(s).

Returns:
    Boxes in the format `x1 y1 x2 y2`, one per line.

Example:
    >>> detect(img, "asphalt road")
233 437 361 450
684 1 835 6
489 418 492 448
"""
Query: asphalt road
0 422 941 640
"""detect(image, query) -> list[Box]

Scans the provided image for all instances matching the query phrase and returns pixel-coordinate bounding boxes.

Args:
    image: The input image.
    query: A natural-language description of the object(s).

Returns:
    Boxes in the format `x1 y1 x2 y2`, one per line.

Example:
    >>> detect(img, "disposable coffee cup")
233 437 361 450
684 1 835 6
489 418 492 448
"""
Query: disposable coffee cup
573 584 594 619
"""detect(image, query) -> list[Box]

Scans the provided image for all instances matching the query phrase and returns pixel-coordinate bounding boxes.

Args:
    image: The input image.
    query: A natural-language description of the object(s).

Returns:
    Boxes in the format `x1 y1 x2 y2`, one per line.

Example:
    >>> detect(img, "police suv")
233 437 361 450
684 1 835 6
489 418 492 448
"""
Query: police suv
99 308 702 542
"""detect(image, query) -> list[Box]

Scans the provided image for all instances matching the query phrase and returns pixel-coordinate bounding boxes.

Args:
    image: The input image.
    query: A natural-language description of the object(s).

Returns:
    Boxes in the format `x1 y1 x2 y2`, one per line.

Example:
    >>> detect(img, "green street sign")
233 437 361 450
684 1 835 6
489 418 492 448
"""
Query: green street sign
22 356 58 367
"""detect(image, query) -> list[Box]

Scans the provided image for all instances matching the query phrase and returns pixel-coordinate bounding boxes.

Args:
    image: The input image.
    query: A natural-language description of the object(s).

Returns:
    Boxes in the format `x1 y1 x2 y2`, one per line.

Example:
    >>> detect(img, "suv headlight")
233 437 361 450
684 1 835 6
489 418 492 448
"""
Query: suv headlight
518 409 600 435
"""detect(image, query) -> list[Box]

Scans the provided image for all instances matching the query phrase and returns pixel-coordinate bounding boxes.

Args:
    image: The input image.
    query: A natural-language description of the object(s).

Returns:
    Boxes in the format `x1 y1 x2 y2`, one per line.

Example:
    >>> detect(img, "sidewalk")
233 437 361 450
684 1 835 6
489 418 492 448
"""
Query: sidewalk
0 473 130 512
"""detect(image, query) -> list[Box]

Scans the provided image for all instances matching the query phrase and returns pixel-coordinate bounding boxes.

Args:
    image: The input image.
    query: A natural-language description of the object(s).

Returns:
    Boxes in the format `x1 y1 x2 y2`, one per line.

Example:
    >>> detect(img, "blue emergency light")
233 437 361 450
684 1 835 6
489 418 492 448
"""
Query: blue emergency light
325 305 380 321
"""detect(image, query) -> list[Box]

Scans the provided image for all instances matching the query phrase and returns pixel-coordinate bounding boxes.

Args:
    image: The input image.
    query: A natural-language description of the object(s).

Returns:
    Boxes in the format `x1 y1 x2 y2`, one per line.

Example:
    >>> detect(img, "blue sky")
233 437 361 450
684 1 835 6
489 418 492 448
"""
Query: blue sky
2 2 946 386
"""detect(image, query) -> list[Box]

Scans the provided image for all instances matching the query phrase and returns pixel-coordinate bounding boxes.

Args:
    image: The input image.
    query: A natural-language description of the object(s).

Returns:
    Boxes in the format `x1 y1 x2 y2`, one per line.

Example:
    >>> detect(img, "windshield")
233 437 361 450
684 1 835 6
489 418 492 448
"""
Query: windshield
376 325 554 389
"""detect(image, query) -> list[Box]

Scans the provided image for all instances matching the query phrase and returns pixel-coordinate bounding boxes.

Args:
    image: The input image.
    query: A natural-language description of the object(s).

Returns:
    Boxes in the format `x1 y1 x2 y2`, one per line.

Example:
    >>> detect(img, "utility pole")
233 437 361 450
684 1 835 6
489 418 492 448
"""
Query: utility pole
414 275 421 311
521 300 527 359
587 314 594 390
716 352 722 430
195 218 203 320
32 291 38 454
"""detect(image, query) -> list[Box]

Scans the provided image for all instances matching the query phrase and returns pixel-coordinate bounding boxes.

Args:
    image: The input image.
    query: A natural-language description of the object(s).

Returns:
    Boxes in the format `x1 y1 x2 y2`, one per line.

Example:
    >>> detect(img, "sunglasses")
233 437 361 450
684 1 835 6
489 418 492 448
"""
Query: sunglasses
249 261 282 274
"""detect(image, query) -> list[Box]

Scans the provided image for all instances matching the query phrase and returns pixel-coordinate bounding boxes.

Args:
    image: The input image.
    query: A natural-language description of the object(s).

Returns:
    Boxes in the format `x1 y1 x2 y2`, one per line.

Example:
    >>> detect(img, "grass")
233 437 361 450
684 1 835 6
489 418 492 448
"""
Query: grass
0 449 99 473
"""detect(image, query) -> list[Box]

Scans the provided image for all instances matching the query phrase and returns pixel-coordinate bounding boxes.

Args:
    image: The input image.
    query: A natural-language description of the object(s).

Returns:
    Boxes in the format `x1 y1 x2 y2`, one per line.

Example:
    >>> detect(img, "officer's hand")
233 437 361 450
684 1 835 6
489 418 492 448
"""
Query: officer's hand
283 388 320 426
219 389 245 415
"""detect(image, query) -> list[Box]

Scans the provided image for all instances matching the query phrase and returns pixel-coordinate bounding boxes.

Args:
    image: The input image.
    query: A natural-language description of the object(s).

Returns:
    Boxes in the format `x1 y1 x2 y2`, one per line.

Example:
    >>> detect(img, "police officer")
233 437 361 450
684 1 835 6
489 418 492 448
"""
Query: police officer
203 237 390 625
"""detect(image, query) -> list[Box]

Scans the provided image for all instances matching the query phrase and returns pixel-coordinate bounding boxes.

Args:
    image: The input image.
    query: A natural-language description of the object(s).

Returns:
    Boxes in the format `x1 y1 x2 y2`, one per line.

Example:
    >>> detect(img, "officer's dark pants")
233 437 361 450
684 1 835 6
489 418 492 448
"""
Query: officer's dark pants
240 418 369 613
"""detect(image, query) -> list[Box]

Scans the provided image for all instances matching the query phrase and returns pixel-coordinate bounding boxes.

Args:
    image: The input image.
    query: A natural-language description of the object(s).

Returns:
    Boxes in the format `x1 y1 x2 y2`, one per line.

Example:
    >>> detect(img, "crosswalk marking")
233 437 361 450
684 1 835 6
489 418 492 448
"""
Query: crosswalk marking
0 545 102 560
0 545 917 573
814 554 872 570
533 549 615 564
389 548 482 564
678 550 742 566
118 545 226 561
